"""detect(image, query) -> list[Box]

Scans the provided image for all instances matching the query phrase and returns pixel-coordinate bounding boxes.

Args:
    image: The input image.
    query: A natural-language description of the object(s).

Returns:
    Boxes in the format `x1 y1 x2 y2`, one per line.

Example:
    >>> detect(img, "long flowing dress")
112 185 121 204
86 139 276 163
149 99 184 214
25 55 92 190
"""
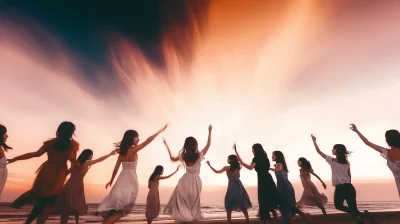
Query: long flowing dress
97 159 139 218
53 166 89 214
297 169 328 207
381 148 400 197
11 139 79 208
252 157 279 221
275 169 297 224
145 179 160 218
164 153 204 222
224 170 252 212
0 156 7 199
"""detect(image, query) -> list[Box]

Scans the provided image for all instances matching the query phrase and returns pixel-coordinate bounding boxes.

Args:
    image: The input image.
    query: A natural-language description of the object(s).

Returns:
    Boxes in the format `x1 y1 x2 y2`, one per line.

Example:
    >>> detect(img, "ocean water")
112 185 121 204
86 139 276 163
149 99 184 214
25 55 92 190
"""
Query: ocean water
0 202 399 223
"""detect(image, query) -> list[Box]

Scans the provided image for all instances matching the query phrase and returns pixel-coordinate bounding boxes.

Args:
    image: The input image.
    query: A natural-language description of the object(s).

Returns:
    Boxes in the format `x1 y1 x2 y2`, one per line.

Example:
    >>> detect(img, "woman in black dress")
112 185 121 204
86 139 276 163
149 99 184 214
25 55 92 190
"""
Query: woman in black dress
234 143 279 223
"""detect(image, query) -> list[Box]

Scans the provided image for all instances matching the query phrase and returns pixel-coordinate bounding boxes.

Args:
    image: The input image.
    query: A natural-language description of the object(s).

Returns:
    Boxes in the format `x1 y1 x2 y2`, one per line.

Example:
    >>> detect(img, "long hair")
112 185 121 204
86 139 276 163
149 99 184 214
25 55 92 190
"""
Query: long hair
148 165 163 188
273 150 289 172
180 137 199 163
252 143 270 169
53 122 76 151
299 157 312 171
228 154 241 172
385 129 400 148
0 124 12 151
115 130 138 156
77 149 93 164
334 144 350 164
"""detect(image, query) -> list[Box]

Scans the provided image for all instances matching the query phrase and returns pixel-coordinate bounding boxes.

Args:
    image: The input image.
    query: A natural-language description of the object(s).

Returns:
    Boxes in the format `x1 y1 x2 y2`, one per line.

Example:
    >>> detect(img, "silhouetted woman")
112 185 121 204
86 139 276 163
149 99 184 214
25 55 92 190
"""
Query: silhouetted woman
297 157 328 216
164 125 213 223
0 124 12 199
97 124 167 224
311 134 371 224
350 123 400 198
7 121 79 224
270 151 311 224
234 143 279 224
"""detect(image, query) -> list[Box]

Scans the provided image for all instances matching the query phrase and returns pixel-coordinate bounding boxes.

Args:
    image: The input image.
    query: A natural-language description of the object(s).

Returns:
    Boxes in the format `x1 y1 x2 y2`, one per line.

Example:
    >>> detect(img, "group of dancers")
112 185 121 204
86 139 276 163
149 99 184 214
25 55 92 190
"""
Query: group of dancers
0 122 400 224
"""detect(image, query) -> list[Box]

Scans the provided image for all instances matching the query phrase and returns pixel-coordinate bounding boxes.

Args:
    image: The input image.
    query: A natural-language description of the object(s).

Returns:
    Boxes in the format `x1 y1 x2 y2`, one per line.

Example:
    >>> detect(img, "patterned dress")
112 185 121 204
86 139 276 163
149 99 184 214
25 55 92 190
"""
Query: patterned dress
145 179 160 218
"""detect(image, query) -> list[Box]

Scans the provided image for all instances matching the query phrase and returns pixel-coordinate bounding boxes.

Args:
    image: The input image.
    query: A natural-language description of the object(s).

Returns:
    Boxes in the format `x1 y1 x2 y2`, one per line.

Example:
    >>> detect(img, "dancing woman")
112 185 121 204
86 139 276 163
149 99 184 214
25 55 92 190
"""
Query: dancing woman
7 122 79 224
97 124 168 224
164 125 213 223
350 124 400 197
206 155 252 224
297 157 328 216
234 143 279 224
311 134 371 224
0 124 12 199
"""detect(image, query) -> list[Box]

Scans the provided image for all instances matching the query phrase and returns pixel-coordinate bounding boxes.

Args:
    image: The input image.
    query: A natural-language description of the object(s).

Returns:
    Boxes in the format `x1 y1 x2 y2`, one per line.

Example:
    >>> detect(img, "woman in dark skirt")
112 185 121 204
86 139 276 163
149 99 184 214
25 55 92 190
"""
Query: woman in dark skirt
234 143 279 224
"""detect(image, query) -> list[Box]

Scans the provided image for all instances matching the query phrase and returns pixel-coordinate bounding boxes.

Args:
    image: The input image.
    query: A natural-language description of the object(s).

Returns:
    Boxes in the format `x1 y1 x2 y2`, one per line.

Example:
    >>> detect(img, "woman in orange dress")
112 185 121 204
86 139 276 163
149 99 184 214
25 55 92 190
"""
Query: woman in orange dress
7 121 79 224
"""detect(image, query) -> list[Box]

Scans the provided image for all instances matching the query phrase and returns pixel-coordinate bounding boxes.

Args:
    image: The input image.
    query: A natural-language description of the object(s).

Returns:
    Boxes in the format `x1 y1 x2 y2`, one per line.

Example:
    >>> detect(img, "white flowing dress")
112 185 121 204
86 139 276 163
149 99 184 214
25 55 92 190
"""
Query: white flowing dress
97 159 139 217
164 153 203 222
0 156 7 199
381 149 400 198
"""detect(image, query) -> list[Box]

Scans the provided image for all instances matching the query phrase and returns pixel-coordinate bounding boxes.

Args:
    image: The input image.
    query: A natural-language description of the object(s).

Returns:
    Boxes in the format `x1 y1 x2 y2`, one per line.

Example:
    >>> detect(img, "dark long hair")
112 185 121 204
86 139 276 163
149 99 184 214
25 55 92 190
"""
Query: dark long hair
115 130 138 156
148 165 163 188
0 125 12 151
228 154 241 172
53 122 76 151
385 129 400 148
180 137 199 163
252 143 270 169
299 157 312 171
334 144 350 164
273 150 288 172
77 149 93 164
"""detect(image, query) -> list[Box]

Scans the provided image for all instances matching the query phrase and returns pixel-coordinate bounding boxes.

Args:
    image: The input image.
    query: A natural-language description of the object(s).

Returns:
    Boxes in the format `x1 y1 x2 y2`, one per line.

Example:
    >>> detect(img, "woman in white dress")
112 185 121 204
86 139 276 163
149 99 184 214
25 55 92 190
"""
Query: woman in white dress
163 125 213 223
97 124 168 224
0 124 12 199
350 123 400 198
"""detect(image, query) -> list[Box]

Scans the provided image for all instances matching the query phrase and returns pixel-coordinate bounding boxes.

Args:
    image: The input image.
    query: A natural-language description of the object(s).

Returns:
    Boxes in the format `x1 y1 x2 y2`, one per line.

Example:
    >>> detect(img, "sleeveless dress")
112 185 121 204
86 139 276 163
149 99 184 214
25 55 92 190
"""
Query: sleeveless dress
297 169 328 207
275 169 296 224
224 170 252 212
0 156 7 199
97 159 139 218
11 139 79 208
252 156 279 221
164 153 204 222
53 166 89 214
381 148 400 197
145 179 160 218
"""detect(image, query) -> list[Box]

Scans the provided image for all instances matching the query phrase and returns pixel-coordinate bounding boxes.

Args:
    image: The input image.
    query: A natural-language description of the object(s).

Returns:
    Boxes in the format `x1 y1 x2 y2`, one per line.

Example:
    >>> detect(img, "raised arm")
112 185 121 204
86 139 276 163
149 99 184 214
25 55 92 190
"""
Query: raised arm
157 166 181 180
7 144 47 163
200 125 213 156
310 170 327 189
206 161 228 174
234 143 255 170
106 156 122 189
311 135 328 159
164 139 179 162
132 124 168 154
84 149 118 168
350 123 388 153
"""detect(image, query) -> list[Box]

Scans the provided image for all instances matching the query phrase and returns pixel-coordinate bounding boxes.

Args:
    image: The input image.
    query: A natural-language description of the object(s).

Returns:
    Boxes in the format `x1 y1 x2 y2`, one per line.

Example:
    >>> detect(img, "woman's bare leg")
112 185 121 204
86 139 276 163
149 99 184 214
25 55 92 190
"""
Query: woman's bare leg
103 211 124 224
242 209 250 224
60 213 70 224
227 210 232 224
74 213 79 224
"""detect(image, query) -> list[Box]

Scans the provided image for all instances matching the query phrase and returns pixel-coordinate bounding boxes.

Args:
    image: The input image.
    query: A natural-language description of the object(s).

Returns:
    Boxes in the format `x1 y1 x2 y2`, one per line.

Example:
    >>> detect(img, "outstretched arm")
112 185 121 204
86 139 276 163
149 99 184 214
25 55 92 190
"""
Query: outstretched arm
164 139 179 162
206 161 228 174
83 150 118 168
350 123 388 153
200 125 213 156
7 144 47 163
311 135 328 159
106 156 122 189
132 124 168 154
269 163 282 172
157 166 180 180
234 143 255 170
310 171 327 189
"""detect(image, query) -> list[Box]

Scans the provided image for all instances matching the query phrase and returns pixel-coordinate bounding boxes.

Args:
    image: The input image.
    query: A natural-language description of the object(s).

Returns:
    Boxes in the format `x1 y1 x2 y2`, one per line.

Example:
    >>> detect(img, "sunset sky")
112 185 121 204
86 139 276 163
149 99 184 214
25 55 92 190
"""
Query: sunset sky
1 0 400 203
